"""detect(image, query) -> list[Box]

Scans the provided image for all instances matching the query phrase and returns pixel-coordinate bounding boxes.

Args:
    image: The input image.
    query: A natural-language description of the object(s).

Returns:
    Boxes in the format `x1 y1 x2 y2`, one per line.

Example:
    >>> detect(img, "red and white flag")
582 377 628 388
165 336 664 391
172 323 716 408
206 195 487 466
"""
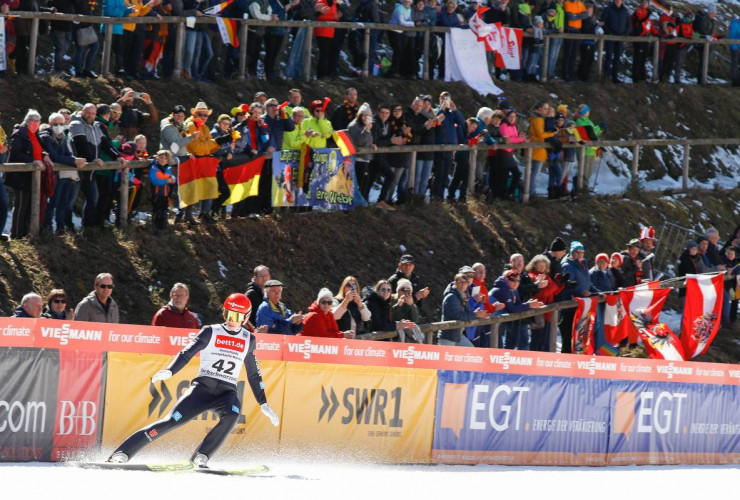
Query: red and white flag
494 27 522 70
603 293 628 344
572 297 597 355
680 273 725 359
483 23 504 52
639 323 686 360
468 8 492 39
622 283 669 343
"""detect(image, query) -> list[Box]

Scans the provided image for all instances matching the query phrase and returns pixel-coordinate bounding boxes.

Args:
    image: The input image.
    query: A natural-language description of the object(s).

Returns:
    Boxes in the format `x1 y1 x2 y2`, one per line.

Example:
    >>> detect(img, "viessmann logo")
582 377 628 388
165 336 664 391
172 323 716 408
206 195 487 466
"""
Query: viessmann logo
656 362 693 379
287 339 339 360
577 358 618 375
391 345 440 366
489 352 533 370
40 324 103 346
215 335 245 352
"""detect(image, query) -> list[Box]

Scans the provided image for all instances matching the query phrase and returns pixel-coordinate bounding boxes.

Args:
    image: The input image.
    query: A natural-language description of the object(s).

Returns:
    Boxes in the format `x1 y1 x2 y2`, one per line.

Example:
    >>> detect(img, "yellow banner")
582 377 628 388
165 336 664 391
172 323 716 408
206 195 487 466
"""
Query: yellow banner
280 362 437 463
102 353 284 459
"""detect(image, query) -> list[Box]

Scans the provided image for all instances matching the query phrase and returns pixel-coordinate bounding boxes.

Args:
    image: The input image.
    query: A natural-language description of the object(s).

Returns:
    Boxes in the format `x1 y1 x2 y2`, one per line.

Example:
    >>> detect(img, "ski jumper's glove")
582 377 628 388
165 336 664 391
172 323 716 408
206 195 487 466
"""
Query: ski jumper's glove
151 369 173 383
260 403 280 426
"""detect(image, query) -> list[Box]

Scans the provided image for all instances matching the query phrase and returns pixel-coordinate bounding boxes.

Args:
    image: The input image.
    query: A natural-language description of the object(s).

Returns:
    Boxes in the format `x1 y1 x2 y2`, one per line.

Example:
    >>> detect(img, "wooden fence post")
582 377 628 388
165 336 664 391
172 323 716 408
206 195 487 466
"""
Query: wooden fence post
303 26 314 82
701 41 710 85
631 144 640 179
491 323 500 350
30 168 41 238
682 142 690 190
120 167 130 229
577 146 586 194
27 18 39 76
596 38 604 80
652 39 660 83
174 22 185 79
467 148 476 197
408 151 417 193
102 23 113 78
522 147 533 203
238 21 249 80
423 30 430 80
363 28 371 77
541 36 550 82
548 309 559 353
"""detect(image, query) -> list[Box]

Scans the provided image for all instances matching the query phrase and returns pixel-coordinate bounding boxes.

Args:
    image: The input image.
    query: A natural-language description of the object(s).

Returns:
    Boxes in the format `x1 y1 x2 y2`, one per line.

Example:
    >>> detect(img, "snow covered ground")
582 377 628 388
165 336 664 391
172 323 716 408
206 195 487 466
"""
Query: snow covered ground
2 459 740 500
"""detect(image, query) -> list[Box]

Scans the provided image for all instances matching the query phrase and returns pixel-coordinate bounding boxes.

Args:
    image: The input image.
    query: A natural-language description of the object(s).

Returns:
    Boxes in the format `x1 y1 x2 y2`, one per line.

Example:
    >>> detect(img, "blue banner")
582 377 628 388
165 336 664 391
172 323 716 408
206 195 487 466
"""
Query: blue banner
308 148 355 210
433 370 611 465
272 149 309 208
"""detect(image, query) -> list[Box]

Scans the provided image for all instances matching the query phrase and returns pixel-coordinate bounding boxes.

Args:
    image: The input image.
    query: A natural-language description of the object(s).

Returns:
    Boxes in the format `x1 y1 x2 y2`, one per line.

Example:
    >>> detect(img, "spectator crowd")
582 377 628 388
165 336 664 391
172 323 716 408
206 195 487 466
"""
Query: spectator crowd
7 225 739 355
0 0 737 85
0 85 608 239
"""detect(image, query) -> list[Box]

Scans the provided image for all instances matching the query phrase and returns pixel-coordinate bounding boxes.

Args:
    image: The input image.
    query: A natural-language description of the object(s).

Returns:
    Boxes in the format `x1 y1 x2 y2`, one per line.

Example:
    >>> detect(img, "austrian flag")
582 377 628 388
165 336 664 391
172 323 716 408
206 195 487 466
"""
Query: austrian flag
572 297 597 355
680 273 725 359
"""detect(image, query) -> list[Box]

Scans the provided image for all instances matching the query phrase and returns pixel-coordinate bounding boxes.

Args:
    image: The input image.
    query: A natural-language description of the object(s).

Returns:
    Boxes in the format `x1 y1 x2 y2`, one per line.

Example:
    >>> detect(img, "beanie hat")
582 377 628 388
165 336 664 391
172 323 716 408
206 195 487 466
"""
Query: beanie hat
550 237 567 252
687 240 699 249
570 241 585 253
707 5 717 14
610 252 623 267
595 253 610 264
557 104 568 114
358 102 372 117
396 278 413 293
217 114 231 123
518 3 531 15
317 288 333 302
577 104 590 117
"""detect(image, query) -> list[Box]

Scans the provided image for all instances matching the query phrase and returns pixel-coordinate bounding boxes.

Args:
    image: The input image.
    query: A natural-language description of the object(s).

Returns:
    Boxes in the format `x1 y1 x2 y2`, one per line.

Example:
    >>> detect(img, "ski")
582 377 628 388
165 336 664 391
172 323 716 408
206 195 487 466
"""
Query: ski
194 464 270 476
72 461 273 477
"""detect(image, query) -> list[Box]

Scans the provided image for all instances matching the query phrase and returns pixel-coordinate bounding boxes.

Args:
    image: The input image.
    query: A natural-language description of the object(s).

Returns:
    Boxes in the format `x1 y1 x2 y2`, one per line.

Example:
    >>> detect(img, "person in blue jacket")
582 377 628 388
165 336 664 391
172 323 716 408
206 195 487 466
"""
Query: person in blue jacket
438 273 490 346
255 280 305 334
149 150 176 230
490 270 544 350
560 240 599 353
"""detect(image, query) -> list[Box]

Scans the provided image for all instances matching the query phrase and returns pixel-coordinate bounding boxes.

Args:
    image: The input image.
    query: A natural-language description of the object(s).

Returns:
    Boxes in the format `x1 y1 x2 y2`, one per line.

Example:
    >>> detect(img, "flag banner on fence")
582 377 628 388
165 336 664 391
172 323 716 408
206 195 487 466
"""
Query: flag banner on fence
178 156 219 208
603 293 628 345
272 149 309 207
468 8 492 39
680 273 725 359
332 131 356 157
572 297 597 355
494 27 522 70
482 23 504 52
222 155 265 205
203 0 234 15
574 125 598 142
639 322 685 360
297 144 313 192
143 38 165 73
445 29 503 96
216 17 239 47
650 0 672 15
621 285 670 343
309 148 355 210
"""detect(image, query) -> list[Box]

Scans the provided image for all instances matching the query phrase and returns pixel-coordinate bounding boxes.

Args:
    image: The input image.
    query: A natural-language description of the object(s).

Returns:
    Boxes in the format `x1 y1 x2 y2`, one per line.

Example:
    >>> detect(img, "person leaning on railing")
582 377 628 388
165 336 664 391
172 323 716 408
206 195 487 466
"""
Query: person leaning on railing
363 280 416 339
439 273 491 348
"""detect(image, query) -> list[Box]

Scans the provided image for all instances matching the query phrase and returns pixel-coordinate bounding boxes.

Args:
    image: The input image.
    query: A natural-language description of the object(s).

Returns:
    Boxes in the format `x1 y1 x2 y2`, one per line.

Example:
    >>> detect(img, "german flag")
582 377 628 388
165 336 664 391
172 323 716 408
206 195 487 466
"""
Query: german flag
216 17 239 47
222 156 266 206
332 131 356 157
178 156 220 208
297 144 313 192
574 125 598 142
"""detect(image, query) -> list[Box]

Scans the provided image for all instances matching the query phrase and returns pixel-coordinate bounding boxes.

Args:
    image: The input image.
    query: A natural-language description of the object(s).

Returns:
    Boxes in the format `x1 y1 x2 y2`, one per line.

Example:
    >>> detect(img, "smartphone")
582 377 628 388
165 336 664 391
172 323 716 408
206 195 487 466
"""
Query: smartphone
131 91 143 99
350 283 357 292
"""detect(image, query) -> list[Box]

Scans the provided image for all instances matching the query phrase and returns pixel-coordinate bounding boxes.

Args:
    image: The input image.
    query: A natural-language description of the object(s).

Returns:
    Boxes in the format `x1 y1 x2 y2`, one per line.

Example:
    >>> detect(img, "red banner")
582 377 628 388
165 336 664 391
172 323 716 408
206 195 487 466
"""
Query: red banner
681 273 724 359
51 351 104 461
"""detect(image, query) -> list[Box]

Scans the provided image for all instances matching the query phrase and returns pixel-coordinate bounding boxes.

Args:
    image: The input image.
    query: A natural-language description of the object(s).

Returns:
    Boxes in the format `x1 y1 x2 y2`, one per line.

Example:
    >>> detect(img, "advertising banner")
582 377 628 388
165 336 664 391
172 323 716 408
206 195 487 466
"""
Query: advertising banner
101 353 285 458
280 363 437 463
432 370 611 465
0 317 36 347
51 351 105 461
0 348 59 461
607 380 740 465
308 148 355 210
272 149 309 207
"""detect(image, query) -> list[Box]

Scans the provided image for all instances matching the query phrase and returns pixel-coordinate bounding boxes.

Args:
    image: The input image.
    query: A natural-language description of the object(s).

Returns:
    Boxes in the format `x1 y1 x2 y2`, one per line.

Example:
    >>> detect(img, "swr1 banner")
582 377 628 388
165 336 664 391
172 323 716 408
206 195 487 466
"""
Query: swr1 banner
279 362 437 463
101 353 285 459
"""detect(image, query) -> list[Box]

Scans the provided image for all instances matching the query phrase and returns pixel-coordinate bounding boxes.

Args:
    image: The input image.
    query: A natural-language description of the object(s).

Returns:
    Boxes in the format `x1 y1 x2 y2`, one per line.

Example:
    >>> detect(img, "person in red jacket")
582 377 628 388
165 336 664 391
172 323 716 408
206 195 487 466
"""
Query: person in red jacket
152 283 202 329
469 263 506 347
300 288 356 339
526 254 564 352
674 13 695 84
314 0 341 79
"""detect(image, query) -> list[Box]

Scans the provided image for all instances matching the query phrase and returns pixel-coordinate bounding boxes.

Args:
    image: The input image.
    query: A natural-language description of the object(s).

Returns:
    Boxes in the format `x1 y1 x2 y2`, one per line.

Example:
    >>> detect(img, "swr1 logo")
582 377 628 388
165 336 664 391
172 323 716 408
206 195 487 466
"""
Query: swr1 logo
319 386 403 428
58 401 97 436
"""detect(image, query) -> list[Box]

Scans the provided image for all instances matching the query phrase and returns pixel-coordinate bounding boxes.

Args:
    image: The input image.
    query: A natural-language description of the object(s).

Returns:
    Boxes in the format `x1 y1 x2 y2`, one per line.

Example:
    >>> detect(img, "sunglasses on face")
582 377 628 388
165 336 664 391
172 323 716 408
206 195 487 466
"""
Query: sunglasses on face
319 300 333 306
197 113 209 118
97 284 114 289
379 288 392 292
225 310 247 323
52 299 67 304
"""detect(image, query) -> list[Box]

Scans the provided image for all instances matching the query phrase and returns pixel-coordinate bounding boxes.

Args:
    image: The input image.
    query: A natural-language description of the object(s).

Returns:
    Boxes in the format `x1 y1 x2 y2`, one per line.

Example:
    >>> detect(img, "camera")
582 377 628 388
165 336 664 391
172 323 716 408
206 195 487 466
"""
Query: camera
130 91 143 100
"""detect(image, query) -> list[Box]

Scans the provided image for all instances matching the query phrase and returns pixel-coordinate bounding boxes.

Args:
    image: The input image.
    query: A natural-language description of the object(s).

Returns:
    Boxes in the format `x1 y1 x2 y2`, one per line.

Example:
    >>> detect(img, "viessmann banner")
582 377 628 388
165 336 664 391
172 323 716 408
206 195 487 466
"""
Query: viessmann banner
101 353 285 458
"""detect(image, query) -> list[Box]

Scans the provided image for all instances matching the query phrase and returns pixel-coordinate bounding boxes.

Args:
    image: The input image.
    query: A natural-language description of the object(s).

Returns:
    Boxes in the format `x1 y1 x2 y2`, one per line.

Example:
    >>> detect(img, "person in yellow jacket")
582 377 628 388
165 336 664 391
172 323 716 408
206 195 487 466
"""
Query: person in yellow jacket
184 102 230 157
281 107 309 151
303 100 334 149
527 102 555 198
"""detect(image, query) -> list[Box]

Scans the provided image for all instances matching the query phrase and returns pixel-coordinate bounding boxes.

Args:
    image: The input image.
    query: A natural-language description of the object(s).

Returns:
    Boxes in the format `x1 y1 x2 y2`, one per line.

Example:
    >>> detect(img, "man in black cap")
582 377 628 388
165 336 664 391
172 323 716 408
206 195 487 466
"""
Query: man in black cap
545 237 568 279
254 279 304 335
620 239 643 287
388 255 430 311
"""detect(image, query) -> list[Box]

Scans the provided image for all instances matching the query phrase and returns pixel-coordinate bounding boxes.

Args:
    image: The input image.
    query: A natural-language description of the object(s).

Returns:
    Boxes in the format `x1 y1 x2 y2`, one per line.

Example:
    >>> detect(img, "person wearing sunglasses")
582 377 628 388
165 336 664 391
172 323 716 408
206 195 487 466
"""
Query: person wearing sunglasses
41 289 71 320
363 280 415 337
300 288 356 339
73 273 120 323
108 293 280 468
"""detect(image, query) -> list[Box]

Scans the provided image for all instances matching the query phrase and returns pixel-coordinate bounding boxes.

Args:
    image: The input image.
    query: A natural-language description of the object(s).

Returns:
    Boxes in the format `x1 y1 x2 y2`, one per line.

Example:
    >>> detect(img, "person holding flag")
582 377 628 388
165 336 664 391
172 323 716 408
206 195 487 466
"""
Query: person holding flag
107 293 280 468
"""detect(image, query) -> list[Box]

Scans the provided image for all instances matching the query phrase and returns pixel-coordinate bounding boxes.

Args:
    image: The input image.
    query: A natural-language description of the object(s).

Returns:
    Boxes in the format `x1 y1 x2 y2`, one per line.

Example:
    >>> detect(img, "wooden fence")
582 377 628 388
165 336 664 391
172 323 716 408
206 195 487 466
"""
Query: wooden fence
1 136 739 237
2 11 739 83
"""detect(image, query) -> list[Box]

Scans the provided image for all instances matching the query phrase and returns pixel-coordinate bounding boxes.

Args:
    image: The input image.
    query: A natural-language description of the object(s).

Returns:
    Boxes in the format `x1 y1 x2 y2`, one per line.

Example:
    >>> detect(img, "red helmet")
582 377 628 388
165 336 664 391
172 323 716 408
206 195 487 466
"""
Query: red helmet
223 293 252 317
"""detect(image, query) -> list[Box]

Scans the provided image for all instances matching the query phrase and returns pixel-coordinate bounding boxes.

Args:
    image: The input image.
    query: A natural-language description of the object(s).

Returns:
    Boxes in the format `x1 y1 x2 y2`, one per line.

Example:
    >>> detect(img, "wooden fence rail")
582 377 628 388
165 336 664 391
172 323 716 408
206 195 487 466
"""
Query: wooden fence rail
2 11 739 83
